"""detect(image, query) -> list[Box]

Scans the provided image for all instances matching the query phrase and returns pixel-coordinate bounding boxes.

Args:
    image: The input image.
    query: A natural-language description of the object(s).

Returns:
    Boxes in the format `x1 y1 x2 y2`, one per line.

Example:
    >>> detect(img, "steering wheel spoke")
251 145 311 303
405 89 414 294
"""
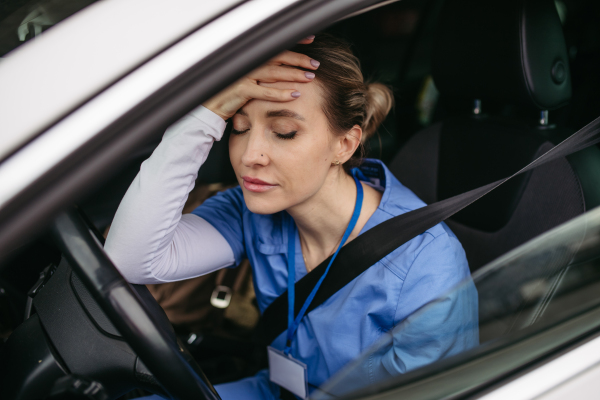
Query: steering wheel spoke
51 207 221 400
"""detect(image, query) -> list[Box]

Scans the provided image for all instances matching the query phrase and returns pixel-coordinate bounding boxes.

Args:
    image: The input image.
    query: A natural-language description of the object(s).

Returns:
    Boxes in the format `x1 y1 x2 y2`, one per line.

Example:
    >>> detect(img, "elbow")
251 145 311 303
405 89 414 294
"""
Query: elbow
103 242 152 284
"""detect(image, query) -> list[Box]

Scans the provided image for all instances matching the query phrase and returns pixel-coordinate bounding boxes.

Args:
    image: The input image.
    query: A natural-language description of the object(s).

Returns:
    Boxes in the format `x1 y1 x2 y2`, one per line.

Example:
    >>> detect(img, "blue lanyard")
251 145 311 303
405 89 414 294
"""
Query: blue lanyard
285 173 364 355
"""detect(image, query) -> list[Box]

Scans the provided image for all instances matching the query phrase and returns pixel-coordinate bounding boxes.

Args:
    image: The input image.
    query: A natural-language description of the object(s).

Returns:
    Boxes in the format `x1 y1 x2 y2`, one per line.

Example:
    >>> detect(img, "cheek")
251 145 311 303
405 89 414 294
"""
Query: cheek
274 134 332 192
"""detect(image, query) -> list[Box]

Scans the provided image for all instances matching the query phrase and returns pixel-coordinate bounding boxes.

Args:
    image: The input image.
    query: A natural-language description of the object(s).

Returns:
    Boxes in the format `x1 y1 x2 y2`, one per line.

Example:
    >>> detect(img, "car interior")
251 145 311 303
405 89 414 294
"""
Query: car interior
2 0 600 398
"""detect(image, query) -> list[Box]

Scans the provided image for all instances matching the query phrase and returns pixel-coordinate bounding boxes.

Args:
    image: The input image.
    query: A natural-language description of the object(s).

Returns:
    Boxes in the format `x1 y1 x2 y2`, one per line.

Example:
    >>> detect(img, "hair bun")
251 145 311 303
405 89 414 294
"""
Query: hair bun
363 82 394 142
290 33 394 170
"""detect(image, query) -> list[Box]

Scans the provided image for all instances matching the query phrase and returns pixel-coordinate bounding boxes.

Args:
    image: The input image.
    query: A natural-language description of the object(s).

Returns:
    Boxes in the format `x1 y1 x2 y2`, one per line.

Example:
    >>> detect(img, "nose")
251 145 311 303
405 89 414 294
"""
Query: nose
241 129 269 168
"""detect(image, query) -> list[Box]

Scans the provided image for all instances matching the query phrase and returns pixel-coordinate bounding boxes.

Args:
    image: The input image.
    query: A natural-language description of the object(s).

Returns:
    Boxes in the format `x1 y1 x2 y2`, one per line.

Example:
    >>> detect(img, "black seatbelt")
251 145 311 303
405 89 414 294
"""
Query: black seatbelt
259 115 600 346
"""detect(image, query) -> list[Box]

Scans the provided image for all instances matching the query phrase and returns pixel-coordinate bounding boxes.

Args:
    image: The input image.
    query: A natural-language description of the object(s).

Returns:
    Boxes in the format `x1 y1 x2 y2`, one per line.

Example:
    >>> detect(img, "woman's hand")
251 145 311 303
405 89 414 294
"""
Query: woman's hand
203 36 319 121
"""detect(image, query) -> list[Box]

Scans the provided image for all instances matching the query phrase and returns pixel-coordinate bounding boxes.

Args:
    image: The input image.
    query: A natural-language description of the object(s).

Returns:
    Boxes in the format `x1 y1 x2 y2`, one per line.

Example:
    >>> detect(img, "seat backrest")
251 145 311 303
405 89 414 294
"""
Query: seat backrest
389 0 600 272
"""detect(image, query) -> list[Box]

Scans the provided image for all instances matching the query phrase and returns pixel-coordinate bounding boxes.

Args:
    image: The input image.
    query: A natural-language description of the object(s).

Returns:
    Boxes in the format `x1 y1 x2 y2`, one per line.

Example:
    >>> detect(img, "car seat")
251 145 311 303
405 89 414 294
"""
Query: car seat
389 0 600 272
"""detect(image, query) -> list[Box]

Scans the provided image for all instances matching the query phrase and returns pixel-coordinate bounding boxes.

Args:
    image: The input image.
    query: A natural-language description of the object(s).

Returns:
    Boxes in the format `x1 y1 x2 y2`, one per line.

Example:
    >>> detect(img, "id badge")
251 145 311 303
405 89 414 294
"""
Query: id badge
267 346 308 399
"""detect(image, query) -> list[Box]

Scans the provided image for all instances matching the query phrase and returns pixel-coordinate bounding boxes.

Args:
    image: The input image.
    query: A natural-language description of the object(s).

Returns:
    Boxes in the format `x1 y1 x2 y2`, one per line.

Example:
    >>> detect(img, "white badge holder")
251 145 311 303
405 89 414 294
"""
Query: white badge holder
210 285 232 309
268 346 309 399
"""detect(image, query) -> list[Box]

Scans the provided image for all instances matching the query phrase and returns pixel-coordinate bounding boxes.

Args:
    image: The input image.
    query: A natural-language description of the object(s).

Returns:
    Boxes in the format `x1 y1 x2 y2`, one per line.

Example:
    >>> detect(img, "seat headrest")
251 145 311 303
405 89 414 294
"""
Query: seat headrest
432 0 571 110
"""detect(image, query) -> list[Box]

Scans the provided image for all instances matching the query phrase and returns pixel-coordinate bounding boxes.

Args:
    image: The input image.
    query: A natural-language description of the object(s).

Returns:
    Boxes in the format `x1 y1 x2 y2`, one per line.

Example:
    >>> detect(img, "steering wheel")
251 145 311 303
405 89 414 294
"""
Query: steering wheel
51 208 221 400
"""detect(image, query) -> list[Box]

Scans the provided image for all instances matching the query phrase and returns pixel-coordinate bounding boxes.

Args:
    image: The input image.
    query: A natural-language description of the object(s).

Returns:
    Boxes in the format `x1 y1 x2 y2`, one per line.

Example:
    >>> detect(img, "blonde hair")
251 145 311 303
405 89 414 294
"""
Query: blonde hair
291 34 394 170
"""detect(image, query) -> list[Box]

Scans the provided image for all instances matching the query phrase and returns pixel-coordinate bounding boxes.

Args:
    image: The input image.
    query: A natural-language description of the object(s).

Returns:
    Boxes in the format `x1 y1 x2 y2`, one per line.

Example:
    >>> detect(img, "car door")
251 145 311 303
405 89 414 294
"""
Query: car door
2 0 600 398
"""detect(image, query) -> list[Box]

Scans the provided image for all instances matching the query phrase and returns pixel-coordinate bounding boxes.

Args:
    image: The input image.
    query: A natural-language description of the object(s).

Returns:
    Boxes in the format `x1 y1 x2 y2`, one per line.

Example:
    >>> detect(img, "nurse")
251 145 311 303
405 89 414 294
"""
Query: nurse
105 34 478 399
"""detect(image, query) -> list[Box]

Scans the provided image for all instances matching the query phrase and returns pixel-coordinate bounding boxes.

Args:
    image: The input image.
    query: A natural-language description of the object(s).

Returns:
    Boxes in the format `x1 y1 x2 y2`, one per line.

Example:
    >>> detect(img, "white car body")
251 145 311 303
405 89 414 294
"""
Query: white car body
0 0 599 398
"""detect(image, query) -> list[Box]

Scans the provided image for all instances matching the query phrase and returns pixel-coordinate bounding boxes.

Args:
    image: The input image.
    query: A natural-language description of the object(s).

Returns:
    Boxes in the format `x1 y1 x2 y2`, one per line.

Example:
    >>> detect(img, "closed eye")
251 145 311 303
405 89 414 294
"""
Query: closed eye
275 131 297 140
231 128 249 135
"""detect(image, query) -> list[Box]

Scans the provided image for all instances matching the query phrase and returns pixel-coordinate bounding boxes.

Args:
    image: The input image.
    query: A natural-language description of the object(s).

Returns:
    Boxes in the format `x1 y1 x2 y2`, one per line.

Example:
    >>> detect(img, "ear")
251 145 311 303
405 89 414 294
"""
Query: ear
335 125 363 164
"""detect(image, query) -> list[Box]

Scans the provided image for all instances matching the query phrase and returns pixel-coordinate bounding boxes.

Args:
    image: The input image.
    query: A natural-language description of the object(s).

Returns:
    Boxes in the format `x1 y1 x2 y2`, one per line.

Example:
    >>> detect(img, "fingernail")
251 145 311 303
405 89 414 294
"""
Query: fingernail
306 35 315 40
291 91 301 98
311 59 320 68
305 72 315 79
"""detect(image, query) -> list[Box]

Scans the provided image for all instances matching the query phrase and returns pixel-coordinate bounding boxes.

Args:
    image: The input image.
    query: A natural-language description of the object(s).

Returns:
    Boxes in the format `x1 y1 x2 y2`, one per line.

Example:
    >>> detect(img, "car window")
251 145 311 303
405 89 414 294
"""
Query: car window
3 0 600 398
0 0 98 58
313 204 600 399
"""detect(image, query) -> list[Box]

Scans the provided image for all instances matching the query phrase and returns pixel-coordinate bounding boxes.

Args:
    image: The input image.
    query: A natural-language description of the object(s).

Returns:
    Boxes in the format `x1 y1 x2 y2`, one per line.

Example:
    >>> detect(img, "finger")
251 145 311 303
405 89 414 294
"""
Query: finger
251 65 315 83
269 50 320 70
297 35 315 44
243 85 301 102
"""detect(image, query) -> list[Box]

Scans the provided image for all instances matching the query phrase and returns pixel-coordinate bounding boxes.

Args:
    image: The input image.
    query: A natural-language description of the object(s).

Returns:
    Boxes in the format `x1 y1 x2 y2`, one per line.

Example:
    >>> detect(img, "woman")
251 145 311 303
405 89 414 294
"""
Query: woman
105 34 477 399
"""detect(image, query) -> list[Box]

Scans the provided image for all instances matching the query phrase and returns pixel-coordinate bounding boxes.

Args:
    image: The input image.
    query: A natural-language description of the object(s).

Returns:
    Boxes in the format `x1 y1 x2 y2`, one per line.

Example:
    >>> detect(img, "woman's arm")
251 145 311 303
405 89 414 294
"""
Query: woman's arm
104 42 320 284
104 106 236 284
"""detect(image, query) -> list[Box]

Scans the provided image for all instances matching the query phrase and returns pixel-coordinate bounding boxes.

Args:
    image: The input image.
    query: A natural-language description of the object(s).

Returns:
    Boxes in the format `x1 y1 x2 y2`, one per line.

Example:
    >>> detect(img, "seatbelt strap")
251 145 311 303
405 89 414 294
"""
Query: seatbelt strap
259 115 600 346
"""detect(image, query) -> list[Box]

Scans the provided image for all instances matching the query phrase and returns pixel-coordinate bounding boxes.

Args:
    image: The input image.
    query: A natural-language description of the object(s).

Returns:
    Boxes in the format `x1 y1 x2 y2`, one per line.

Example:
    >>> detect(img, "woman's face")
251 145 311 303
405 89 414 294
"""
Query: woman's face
229 80 339 215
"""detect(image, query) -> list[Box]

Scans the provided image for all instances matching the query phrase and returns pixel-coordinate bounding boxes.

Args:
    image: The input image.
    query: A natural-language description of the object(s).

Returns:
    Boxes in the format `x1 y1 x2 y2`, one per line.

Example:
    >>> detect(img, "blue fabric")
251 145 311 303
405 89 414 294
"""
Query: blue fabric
285 173 363 354
138 370 280 400
191 159 479 398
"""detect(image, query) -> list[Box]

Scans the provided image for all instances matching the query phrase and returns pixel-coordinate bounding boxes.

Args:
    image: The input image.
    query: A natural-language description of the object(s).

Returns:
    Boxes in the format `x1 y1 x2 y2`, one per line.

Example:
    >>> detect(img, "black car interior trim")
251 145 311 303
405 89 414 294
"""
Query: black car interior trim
432 0 571 111
49 210 219 400
0 314 67 399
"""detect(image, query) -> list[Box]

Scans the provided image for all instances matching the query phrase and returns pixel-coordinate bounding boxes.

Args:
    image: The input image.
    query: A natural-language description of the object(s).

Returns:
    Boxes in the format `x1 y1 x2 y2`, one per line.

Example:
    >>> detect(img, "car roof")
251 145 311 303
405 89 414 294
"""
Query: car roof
0 0 243 161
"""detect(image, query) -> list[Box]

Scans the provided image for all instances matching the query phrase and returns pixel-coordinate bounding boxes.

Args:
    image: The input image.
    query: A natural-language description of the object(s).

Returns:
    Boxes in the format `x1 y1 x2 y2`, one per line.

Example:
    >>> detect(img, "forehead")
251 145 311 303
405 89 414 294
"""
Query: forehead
243 80 323 116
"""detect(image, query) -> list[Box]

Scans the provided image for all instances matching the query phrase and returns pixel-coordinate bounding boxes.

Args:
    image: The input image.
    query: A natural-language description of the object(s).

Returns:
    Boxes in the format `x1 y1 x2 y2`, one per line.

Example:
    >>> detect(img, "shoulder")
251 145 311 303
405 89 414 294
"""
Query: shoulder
358 160 468 281
191 186 287 264
192 185 284 238
380 224 468 284
197 185 245 210
190 186 247 235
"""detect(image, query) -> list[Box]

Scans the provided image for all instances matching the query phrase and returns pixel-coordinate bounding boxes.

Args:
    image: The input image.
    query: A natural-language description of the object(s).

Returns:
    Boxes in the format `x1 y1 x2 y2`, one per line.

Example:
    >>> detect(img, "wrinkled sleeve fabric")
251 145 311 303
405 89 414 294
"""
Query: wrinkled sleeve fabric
104 106 236 284
376 232 479 377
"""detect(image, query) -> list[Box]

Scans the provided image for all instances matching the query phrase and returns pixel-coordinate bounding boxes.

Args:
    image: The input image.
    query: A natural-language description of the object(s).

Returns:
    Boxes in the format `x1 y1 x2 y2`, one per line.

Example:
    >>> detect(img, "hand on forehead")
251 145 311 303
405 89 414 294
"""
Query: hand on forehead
247 79 321 115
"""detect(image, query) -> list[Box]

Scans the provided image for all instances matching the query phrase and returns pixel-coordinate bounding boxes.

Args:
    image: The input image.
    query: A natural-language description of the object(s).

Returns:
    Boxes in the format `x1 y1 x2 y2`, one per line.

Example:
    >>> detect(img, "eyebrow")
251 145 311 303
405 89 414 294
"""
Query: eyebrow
235 108 305 121
266 109 305 121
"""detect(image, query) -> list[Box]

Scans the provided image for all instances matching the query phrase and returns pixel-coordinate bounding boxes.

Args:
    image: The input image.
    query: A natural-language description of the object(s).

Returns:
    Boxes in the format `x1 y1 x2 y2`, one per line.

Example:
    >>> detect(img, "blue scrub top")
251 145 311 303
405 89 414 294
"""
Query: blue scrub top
193 159 478 395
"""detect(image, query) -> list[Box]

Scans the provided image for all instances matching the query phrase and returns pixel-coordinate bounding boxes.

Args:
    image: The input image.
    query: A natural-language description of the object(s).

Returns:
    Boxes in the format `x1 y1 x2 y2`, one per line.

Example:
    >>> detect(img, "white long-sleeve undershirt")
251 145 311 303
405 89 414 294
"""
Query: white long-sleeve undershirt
104 106 236 284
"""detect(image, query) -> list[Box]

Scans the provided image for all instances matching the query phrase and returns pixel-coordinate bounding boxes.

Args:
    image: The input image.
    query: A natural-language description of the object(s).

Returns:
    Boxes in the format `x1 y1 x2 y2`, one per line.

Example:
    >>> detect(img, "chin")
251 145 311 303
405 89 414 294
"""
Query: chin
242 192 288 215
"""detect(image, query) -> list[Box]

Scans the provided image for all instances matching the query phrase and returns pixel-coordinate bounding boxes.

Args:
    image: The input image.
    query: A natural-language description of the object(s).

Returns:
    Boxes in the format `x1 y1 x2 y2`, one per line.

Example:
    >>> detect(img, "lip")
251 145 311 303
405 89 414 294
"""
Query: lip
242 176 278 193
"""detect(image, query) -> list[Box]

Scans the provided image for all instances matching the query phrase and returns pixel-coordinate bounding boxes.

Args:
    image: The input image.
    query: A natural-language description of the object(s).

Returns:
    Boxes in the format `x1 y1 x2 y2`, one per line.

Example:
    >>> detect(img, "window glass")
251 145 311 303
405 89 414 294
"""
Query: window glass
0 0 98 58
314 205 600 399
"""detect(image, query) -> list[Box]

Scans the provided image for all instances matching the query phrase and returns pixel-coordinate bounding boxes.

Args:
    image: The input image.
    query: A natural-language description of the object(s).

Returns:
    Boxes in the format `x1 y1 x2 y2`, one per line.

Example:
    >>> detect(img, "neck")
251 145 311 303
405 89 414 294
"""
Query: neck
287 167 358 263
